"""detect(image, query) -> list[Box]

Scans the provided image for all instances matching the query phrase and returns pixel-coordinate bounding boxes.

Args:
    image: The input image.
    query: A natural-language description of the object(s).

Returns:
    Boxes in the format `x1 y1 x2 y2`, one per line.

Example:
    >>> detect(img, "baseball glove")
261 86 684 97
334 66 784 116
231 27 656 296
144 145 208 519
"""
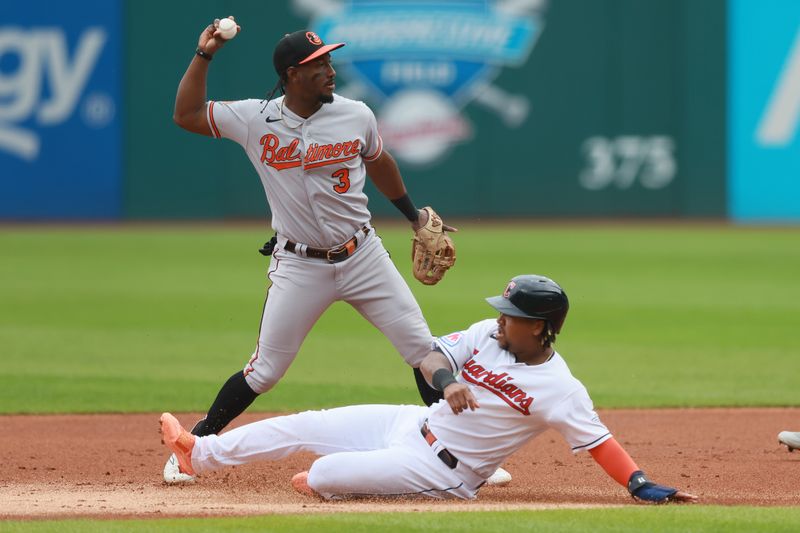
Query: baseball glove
412 206 456 285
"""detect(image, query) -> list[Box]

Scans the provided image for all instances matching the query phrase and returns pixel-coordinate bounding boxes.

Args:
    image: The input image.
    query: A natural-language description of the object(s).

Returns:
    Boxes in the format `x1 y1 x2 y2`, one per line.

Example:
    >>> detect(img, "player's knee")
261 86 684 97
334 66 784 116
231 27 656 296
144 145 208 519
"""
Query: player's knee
307 458 337 498
242 349 294 394
242 368 278 394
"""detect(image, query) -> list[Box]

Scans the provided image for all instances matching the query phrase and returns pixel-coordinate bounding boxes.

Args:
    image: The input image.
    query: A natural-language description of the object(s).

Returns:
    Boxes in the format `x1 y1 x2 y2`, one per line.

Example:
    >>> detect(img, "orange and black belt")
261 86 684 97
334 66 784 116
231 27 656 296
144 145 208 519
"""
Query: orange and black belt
421 422 458 469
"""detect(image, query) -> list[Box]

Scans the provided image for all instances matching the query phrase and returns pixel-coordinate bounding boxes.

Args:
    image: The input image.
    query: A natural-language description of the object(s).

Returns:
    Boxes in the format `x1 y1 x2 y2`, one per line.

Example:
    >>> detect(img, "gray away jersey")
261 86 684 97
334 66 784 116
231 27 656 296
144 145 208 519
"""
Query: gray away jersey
207 94 383 248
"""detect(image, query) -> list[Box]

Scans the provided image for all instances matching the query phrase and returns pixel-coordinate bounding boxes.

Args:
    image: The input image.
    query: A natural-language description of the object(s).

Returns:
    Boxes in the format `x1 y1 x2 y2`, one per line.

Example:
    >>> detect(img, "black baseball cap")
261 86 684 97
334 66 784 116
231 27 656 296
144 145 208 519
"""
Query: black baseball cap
273 30 345 75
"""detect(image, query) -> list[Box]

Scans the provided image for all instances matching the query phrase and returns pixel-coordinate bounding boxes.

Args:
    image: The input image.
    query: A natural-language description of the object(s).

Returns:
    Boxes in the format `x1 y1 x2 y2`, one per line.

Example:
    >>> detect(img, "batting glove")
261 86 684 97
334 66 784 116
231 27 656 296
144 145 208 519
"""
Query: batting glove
627 470 679 503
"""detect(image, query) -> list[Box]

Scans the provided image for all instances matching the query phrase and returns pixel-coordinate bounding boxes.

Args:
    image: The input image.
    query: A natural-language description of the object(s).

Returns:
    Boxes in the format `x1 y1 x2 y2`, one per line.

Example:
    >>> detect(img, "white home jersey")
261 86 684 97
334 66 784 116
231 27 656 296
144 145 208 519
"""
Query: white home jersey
207 94 382 248
428 319 611 479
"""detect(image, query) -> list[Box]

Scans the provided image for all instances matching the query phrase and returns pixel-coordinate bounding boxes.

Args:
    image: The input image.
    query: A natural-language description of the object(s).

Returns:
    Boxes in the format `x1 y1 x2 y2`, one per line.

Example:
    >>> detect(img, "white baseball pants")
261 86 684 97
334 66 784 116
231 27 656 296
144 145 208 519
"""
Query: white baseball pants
190 404 485 500
242 229 434 394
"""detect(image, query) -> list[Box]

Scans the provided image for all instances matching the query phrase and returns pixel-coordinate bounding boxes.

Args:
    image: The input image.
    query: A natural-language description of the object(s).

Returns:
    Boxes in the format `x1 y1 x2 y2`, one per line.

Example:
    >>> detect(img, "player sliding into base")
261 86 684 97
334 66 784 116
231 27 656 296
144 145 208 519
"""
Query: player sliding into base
165 15 481 484
161 275 698 502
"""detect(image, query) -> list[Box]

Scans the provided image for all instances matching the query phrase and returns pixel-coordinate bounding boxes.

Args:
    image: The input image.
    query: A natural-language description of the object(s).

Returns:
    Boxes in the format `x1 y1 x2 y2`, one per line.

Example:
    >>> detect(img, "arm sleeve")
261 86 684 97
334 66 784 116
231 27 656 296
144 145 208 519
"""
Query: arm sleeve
548 387 612 453
588 437 640 487
207 99 253 146
361 104 383 162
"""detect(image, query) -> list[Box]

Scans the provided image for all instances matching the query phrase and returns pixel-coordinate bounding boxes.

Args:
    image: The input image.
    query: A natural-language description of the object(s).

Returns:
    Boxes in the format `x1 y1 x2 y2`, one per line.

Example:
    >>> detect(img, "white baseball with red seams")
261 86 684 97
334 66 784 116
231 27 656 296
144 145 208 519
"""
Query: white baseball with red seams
217 18 237 40
188 319 612 499
206 95 429 394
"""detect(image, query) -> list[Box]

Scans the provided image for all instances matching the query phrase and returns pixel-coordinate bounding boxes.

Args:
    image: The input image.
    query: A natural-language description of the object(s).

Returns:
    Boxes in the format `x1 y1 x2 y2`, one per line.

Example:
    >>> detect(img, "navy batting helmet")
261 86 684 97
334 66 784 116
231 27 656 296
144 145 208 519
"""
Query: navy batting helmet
485 275 569 334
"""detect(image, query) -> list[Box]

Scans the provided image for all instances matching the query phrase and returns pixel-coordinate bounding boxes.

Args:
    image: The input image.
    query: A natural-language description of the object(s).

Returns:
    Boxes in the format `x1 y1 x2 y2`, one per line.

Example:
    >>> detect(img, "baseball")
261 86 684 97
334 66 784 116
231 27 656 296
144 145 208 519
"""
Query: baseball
217 18 237 40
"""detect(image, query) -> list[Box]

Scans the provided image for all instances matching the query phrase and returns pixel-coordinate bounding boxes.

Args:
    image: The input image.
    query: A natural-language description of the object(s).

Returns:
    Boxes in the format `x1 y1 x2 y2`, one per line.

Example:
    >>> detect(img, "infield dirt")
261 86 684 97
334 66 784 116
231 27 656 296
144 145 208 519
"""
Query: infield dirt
2 408 799 519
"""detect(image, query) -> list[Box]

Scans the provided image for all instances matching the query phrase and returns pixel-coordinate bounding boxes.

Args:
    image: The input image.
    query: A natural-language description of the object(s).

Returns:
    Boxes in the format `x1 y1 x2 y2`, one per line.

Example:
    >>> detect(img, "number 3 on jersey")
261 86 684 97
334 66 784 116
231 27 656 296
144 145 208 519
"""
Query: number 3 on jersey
332 168 350 194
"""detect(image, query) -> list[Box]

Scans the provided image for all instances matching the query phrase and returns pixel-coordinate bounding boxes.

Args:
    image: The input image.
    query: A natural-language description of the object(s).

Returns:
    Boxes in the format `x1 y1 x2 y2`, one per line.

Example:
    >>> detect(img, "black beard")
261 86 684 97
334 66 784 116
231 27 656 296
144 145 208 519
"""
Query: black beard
319 93 334 104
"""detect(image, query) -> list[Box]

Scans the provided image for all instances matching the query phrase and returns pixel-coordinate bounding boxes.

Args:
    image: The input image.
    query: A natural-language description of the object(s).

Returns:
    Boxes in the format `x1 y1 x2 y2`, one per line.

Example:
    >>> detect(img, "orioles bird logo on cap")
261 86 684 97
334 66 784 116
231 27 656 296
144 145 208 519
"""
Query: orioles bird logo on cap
306 31 322 45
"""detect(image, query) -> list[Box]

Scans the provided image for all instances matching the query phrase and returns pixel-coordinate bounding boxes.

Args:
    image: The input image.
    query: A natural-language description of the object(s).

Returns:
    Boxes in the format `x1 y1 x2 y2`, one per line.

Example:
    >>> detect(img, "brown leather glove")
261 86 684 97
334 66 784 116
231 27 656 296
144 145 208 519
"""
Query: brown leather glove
412 207 456 285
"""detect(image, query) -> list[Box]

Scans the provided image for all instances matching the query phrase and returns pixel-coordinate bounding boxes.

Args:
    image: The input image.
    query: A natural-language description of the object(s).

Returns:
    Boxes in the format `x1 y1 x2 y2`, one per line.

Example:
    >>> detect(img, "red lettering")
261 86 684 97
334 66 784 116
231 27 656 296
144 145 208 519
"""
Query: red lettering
467 362 487 378
485 372 509 386
260 135 301 170
506 389 526 401
519 397 533 412
297 138 364 169
501 384 518 395
332 168 350 194
260 134 279 163
461 358 532 415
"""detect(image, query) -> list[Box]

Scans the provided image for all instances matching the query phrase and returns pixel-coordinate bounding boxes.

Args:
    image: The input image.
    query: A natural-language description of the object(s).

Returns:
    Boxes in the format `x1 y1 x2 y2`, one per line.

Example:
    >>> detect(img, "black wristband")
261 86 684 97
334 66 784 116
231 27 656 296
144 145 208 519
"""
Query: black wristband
431 368 457 392
195 47 213 61
390 193 419 222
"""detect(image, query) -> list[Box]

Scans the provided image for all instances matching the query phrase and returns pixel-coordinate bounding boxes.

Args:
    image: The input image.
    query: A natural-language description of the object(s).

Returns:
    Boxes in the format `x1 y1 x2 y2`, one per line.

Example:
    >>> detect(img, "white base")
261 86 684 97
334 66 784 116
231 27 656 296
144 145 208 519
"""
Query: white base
486 467 512 487
163 453 196 484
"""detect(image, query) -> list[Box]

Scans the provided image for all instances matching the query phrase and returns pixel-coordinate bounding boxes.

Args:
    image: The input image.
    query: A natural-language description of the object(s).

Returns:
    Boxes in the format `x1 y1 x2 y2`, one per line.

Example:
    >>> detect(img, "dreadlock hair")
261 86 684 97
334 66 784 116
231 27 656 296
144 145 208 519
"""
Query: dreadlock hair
259 77 285 114
541 321 557 347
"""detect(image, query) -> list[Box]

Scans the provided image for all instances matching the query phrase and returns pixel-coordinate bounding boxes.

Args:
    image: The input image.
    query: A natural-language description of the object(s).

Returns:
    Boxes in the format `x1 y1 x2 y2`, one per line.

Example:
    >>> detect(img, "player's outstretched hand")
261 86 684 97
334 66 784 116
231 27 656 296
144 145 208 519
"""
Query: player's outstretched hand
627 470 698 504
443 383 479 415
198 15 241 56
669 490 699 503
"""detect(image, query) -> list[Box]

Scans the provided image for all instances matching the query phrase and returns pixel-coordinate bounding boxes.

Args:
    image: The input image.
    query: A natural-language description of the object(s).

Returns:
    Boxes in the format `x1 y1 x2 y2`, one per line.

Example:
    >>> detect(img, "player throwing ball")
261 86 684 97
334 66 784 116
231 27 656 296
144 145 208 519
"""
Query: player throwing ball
161 275 698 503
164 18 458 482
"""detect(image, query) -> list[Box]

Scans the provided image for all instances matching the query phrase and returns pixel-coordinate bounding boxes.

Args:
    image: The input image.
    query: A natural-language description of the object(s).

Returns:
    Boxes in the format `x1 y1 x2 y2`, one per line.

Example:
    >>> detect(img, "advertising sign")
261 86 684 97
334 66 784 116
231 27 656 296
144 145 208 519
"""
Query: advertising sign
730 0 800 221
306 0 545 166
0 0 121 219
124 0 726 219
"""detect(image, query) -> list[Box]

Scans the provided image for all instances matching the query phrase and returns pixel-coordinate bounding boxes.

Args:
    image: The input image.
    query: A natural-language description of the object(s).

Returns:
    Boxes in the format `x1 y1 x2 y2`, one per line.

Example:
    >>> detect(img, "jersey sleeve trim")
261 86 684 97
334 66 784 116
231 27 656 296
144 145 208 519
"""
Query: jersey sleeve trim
571 432 612 452
363 135 383 162
207 100 221 139
432 340 459 372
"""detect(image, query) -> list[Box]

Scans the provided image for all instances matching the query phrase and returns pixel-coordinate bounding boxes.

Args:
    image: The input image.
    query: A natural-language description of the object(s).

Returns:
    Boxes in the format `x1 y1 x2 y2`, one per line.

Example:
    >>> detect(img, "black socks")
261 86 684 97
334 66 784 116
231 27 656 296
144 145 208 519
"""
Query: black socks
191 371 259 436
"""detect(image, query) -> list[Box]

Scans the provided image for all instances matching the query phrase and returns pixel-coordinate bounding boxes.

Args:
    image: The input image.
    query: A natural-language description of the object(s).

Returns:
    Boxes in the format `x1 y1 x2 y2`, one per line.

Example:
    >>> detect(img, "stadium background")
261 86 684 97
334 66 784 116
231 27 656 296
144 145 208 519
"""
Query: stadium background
2 0 798 223
3 1 800 529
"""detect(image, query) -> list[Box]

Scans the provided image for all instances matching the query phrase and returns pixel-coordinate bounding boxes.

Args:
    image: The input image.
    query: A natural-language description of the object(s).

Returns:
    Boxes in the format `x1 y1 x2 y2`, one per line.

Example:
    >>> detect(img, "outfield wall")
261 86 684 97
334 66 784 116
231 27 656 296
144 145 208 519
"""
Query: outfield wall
1 0 797 221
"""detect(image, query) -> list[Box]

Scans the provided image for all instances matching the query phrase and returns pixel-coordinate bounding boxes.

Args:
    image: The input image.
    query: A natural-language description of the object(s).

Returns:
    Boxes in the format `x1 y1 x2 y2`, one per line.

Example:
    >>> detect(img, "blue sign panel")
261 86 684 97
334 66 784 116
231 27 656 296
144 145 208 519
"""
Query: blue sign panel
730 0 800 221
0 0 121 219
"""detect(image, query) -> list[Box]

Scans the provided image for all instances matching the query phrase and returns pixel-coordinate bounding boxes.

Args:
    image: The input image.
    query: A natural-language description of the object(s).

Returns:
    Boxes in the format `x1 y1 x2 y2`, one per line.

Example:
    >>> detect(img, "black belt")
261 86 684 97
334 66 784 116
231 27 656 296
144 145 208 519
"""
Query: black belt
285 226 370 263
421 422 458 469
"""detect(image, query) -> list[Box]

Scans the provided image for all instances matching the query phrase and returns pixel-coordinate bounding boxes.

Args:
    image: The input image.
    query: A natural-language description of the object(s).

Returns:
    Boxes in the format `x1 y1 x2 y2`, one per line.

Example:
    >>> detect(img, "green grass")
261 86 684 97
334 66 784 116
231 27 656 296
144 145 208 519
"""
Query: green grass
2 222 799 530
2 506 800 532
1 223 799 413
